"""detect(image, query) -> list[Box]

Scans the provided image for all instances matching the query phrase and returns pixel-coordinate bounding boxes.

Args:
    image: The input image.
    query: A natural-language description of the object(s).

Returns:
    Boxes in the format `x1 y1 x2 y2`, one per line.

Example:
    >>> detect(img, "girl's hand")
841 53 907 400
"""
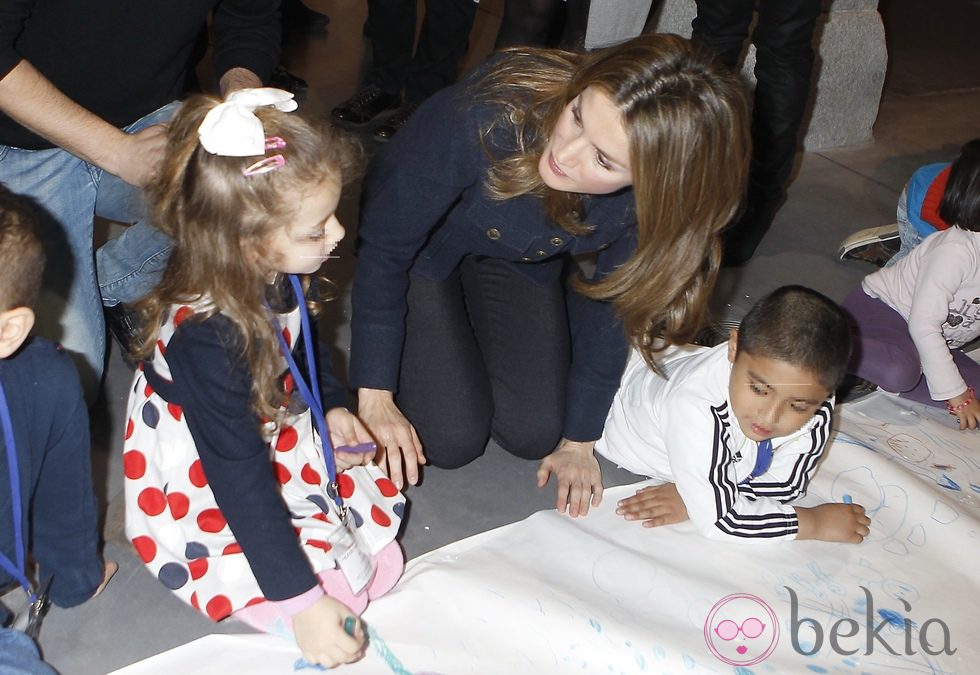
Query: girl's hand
357 388 426 489
292 596 365 668
615 483 689 527
325 407 375 471
947 390 980 431
536 439 602 518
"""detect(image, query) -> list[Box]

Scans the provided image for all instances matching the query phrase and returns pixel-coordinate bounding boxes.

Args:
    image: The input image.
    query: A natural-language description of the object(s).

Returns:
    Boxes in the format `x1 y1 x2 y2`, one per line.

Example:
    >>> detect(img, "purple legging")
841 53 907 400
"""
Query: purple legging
842 287 980 407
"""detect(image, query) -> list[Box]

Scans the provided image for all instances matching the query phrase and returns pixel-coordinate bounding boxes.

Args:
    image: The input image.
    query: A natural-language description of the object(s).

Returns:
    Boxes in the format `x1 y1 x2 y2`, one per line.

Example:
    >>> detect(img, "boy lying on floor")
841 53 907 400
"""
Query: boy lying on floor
597 285 870 543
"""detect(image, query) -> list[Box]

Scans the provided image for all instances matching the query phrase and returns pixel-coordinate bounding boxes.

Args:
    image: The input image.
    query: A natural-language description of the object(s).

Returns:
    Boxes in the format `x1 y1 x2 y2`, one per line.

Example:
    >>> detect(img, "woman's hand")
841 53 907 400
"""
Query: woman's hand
947 389 980 431
536 439 602 517
357 388 426 489
292 596 365 668
325 407 375 471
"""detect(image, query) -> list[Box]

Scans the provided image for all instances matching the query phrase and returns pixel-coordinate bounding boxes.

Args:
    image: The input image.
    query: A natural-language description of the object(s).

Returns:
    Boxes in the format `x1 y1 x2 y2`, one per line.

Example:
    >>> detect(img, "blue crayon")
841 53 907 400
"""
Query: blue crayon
842 494 853 504
344 616 357 636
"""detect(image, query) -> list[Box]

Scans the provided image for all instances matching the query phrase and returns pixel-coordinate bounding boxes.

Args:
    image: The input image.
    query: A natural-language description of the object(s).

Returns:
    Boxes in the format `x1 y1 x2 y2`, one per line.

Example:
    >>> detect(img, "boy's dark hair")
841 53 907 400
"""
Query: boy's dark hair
0 184 45 311
737 285 852 392
940 138 980 232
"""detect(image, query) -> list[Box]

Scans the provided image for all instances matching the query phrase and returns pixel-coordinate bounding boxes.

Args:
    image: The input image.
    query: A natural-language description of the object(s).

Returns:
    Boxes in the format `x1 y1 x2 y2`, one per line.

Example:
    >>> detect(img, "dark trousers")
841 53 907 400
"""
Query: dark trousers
397 257 570 468
366 0 477 104
693 0 822 258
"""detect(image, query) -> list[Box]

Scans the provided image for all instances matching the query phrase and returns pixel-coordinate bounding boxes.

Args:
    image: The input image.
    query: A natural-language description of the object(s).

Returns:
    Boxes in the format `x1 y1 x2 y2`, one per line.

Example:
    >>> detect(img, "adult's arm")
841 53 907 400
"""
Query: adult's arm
212 0 281 91
165 315 319 601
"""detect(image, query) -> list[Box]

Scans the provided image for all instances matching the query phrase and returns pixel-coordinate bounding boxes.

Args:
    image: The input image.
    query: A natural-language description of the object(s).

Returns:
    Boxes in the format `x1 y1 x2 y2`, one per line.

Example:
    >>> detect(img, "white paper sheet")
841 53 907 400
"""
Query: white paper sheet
114 392 980 674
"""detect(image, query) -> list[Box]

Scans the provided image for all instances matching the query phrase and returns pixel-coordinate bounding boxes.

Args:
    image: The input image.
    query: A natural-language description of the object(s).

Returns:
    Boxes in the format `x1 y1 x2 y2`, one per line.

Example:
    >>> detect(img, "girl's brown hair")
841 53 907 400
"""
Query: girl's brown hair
135 94 361 422
476 34 750 368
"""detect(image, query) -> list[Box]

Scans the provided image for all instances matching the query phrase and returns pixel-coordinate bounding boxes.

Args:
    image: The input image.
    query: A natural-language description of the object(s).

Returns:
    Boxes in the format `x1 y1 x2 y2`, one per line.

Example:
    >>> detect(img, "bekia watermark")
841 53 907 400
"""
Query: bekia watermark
704 586 956 666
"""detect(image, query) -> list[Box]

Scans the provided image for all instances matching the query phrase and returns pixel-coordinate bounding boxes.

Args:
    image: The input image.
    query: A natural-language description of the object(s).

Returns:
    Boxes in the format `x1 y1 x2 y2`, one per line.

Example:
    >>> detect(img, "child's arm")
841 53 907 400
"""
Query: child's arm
794 503 871 543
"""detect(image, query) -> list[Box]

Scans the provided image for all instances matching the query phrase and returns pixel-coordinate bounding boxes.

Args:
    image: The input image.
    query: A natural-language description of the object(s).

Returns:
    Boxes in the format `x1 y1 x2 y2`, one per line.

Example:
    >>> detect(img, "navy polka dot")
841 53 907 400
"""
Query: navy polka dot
348 506 364 528
325 483 338 501
142 401 160 429
160 307 171 324
393 502 405 518
306 494 331 514
185 541 210 559
158 562 189 589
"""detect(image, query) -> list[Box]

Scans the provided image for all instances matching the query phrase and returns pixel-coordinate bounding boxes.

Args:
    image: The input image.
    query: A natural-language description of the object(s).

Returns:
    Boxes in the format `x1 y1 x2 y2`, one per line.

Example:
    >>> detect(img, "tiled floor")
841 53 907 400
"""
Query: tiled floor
7 2 979 673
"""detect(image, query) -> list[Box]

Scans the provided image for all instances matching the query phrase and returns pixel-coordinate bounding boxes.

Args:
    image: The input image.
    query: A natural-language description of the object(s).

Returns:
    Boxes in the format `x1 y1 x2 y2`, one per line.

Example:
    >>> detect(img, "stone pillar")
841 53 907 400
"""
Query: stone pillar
584 0 887 150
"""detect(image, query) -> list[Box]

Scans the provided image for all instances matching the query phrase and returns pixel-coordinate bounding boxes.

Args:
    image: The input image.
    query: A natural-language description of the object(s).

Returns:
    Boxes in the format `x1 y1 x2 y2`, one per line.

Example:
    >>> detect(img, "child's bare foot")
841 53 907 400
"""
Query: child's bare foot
92 560 118 598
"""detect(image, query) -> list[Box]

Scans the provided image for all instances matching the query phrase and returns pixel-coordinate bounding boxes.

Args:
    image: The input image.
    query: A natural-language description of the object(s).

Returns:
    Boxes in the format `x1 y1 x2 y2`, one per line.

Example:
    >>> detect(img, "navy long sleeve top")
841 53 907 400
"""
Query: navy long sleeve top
0 0 280 149
350 66 638 441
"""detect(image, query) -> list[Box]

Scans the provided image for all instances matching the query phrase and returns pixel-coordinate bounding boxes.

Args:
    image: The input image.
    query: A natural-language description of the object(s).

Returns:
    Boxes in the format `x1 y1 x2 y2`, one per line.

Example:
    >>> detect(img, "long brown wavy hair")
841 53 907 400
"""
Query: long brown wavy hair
134 94 361 422
475 34 750 368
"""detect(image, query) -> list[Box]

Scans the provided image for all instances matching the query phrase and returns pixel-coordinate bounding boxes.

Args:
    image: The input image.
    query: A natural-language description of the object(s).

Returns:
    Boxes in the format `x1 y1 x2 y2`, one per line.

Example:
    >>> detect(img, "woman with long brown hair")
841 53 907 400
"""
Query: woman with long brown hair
350 34 751 515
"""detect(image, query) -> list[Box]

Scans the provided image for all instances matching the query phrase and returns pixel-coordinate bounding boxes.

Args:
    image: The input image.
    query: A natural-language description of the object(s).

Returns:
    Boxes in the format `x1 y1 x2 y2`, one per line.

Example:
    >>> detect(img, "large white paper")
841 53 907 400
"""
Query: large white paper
114 392 980 674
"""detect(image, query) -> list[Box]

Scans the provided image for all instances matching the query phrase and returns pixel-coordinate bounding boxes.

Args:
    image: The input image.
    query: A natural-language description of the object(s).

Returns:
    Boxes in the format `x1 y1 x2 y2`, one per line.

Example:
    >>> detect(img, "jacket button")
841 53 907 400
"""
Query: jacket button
521 256 532 262
550 237 563 246
535 250 547 257
486 228 501 240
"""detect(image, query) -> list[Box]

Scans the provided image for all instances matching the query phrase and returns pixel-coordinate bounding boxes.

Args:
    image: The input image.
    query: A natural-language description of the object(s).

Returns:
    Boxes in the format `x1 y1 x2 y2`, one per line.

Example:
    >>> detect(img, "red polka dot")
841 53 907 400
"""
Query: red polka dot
223 543 242 555
375 477 399 498
283 373 295 394
132 535 157 563
156 339 167 357
197 508 227 533
371 505 392 527
307 539 332 552
245 596 266 608
137 487 167 516
205 595 232 621
167 491 190 520
125 418 135 440
174 306 194 328
273 463 291 484
190 592 200 611
123 450 147 480
311 512 330 523
301 463 321 485
188 460 208 488
188 558 209 580
275 426 298 452
167 403 183 421
144 382 154 398
282 326 292 347
337 473 355 499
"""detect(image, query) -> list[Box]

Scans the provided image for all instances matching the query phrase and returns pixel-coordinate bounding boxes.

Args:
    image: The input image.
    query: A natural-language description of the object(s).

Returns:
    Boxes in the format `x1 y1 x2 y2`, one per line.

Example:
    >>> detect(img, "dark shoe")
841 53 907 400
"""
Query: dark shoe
373 102 418 140
104 303 144 368
269 65 308 94
837 375 879 403
331 86 401 126
838 224 900 267
283 0 329 33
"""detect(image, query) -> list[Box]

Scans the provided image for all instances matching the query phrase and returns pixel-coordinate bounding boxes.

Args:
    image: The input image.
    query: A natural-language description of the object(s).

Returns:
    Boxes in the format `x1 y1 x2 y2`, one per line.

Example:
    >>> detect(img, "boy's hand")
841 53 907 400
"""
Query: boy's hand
947 391 980 431
292 596 365 668
795 503 870 543
536 439 602 517
357 388 426 489
615 483 690 527
325 407 375 471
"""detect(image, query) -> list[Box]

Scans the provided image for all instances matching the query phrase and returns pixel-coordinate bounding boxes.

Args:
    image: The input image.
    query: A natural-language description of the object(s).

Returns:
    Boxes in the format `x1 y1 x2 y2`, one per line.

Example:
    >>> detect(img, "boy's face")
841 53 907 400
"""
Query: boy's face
727 332 830 442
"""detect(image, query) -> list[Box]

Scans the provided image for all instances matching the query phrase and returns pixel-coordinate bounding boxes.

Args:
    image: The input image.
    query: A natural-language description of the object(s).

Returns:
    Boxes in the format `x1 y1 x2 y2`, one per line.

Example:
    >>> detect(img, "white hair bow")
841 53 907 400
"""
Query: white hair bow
198 88 298 157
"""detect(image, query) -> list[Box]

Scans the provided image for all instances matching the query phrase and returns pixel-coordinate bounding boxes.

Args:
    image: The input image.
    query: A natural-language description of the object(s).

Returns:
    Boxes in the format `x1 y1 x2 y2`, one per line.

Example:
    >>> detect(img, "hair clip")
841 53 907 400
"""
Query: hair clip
265 136 287 150
243 154 286 177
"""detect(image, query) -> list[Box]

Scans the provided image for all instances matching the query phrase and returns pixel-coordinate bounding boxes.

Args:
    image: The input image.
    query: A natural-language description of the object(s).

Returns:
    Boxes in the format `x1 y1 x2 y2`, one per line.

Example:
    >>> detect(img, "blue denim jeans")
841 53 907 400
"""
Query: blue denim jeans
0 629 56 674
0 101 178 393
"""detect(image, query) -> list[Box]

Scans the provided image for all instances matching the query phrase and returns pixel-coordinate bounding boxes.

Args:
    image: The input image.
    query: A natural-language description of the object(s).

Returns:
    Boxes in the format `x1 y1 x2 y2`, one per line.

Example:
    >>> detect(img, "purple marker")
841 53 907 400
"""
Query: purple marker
336 441 377 454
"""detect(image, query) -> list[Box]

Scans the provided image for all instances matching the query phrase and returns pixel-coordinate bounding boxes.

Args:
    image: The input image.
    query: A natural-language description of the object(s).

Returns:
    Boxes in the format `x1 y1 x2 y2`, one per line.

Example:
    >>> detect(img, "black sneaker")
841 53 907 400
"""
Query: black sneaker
331 86 401 126
373 102 418 140
837 375 879 403
838 225 901 267
269 65 308 94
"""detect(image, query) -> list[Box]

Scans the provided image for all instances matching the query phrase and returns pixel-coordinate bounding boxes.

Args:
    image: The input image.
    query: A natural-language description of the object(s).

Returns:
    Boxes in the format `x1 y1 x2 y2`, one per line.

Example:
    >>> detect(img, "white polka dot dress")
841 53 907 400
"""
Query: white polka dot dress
123 301 404 621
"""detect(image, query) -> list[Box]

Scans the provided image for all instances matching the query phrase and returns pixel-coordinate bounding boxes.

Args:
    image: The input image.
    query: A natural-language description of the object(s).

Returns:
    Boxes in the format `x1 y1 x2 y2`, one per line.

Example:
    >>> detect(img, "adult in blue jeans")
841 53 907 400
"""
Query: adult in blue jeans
0 0 280 399
692 0 822 266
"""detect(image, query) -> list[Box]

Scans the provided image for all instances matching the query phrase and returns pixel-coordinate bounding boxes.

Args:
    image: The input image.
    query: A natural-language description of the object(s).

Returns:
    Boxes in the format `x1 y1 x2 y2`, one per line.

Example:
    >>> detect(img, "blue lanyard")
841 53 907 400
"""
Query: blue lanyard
270 275 342 510
749 439 774 480
0 376 36 601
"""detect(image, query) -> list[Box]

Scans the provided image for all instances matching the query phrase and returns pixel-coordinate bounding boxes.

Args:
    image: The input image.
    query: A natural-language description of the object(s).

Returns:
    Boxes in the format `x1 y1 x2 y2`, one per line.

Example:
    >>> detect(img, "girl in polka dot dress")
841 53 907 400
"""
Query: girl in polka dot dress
122 89 404 669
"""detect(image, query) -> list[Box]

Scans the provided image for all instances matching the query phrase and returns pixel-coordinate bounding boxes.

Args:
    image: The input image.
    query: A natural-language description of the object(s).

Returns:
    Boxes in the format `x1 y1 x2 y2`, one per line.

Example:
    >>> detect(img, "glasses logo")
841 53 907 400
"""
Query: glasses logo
704 593 779 666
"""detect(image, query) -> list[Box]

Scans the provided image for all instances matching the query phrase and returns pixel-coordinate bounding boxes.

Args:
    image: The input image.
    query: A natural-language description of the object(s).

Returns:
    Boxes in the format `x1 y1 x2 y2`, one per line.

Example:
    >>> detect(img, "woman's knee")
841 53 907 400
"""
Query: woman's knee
417 417 492 469
492 413 563 461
